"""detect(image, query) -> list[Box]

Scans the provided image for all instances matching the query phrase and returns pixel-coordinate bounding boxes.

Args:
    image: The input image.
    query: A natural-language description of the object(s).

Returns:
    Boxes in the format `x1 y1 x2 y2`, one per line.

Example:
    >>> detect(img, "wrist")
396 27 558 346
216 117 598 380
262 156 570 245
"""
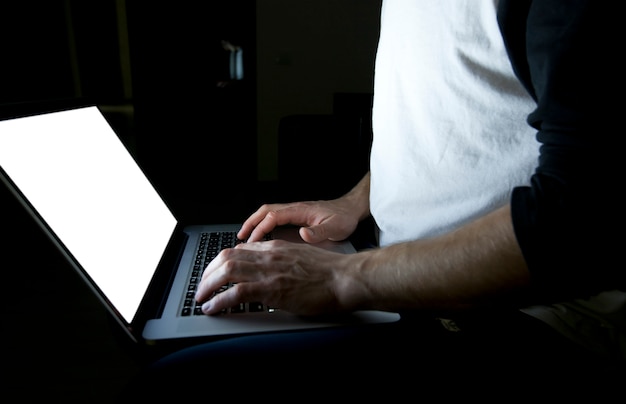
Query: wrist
333 250 376 311
339 172 371 221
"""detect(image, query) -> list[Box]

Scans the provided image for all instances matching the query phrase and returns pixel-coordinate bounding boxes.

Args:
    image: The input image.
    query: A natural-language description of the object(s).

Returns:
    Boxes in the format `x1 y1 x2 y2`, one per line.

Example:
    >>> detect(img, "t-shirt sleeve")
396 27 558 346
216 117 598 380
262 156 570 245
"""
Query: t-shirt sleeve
499 0 625 301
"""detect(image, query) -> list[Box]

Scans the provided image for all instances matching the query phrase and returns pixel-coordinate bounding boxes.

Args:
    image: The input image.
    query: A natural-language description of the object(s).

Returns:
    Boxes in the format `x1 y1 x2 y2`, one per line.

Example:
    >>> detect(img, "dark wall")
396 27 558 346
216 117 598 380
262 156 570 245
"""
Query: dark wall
126 1 258 222
2 2 74 103
1 1 126 104
1 1 259 223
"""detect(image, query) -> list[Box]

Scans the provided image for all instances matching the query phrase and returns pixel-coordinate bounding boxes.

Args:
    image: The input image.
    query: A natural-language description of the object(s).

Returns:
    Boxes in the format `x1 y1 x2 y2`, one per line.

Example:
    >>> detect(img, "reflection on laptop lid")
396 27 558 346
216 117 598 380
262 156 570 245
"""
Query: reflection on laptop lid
0 105 399 346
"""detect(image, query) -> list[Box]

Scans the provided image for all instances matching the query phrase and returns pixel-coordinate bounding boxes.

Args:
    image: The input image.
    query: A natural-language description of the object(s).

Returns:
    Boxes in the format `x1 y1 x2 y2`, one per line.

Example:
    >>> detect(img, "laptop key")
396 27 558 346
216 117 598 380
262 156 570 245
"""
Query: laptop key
230 303 246 313
248 302 264 312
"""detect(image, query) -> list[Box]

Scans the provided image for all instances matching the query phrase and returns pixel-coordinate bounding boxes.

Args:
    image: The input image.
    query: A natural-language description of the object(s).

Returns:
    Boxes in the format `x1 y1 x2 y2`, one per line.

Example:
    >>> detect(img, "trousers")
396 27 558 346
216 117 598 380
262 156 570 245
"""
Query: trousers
120 310 622 401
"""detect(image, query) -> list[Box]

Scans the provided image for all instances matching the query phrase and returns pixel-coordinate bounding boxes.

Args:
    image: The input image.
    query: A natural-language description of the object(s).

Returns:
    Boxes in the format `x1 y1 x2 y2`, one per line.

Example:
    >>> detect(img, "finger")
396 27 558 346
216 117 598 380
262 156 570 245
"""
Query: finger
199 282 239 315
194 260 231 304
237 204 274 240
246 205 308 242
195 248 260 303
238 204 292 242
299 226 324 243
246 212 282 242
234 240 276 252
300 221 348 243
200 282 264 315
195 242 270 302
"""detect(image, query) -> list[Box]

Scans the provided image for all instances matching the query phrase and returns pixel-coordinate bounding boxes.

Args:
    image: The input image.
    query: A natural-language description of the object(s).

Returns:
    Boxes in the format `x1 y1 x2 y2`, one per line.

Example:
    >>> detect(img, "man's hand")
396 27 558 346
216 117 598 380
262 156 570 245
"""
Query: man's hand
238 173 372 243
194 239 356 316
196 205 531 318
238 200 361 244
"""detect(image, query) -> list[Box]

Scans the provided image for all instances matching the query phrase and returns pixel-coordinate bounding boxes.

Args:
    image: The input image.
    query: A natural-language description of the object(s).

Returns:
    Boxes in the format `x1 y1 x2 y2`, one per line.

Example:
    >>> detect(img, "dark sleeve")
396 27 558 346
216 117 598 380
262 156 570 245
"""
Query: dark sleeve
498 0 625 301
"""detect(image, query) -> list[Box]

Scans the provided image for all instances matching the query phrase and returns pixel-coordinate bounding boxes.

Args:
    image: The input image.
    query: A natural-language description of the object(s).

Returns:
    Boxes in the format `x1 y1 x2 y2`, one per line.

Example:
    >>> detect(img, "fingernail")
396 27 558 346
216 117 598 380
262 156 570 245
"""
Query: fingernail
201 301 211 313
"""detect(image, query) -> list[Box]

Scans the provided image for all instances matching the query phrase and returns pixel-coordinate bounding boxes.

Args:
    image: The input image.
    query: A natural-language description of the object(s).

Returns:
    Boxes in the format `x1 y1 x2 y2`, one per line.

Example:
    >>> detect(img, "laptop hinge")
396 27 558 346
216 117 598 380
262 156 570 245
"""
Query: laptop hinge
133 227 188 326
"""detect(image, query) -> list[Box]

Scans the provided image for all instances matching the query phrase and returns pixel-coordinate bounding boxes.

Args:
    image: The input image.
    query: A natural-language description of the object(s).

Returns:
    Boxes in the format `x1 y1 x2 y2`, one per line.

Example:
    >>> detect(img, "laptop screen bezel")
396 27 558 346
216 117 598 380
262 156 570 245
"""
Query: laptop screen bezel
0 165 141 343
0 101 184 345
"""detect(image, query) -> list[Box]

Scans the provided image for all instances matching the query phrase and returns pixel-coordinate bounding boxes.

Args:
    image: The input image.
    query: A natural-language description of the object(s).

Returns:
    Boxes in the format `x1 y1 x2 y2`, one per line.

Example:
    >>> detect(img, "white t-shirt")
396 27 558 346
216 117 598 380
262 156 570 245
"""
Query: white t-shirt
370 0 538 246
369 0 626 359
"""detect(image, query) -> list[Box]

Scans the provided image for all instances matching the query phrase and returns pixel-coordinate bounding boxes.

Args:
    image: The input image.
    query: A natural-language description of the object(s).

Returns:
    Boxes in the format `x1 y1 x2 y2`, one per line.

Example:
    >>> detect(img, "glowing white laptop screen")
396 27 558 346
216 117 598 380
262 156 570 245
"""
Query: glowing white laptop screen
0 107 178 322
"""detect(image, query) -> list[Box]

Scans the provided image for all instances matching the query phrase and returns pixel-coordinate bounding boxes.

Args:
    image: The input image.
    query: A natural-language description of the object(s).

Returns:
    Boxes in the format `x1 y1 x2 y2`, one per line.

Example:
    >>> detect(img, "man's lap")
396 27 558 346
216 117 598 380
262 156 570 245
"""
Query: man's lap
120 311 618 400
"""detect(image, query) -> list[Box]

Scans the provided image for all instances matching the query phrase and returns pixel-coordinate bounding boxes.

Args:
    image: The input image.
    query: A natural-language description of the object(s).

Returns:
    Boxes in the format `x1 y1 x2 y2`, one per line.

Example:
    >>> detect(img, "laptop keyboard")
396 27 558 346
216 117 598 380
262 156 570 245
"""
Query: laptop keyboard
181 231 274 316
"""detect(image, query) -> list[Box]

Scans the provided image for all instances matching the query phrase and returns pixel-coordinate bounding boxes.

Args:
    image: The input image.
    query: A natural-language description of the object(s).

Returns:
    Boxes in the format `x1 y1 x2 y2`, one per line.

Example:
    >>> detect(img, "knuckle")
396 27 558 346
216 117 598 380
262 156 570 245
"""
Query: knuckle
221 259 239 276
268 239 287 247
258 203 275 214
265 210 280 221
213 249 240 278
219 247 236 259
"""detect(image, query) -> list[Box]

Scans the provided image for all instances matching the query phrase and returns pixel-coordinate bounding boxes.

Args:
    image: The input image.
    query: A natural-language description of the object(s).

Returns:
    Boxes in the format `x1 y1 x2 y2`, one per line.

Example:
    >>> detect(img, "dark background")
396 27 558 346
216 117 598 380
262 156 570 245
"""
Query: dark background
1 2 259 401
0 1 379 401
2 1 259 223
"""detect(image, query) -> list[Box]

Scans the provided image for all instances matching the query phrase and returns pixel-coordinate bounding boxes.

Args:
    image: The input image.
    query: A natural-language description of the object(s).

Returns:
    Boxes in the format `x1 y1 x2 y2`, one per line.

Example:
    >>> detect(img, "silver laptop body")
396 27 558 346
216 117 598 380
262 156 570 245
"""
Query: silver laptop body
0 105 399 345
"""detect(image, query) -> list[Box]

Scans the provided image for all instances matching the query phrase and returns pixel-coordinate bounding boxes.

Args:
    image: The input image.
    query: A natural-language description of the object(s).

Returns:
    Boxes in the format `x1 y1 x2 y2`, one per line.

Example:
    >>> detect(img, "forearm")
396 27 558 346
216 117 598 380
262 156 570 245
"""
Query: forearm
338 204 531 313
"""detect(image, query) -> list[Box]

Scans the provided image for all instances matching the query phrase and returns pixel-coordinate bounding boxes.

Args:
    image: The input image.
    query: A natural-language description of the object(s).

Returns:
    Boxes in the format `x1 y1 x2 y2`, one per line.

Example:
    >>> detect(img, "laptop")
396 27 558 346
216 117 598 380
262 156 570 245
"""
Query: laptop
0 104 399 346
